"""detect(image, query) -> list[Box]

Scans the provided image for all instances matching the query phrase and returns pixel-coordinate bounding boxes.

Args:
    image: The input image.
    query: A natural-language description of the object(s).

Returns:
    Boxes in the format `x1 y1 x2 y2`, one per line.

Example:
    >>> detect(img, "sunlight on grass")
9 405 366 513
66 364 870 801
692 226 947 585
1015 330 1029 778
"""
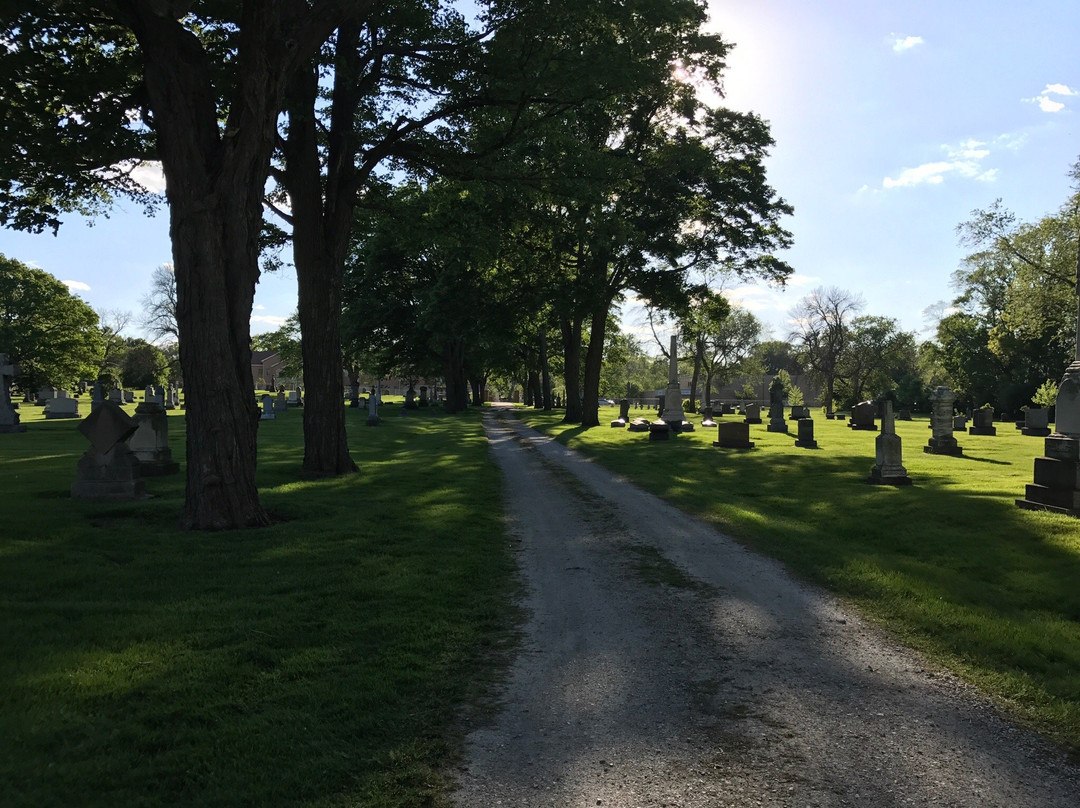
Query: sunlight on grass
0 406 517 808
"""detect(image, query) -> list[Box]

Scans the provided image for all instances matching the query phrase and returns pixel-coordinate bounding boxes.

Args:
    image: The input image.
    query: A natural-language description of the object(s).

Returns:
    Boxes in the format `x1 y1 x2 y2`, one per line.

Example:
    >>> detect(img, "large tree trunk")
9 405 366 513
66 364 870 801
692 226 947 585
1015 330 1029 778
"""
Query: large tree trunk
687 337 703 413
580 311 608 428
560 316 583 423
134 11 285 529
443 339 470 413
284 51 358 477
539 329 553 411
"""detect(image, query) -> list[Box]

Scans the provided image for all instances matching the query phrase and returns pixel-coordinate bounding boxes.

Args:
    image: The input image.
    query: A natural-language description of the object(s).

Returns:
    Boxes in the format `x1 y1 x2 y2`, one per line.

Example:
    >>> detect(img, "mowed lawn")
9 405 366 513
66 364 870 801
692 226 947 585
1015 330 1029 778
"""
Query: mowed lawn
515 404 1080 756
0 400 518 808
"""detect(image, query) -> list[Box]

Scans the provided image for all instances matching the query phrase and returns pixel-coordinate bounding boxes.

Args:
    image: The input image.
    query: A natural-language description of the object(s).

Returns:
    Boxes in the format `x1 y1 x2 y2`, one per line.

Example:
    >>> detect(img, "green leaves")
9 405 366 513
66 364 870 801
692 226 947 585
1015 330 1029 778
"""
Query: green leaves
0 254 104 390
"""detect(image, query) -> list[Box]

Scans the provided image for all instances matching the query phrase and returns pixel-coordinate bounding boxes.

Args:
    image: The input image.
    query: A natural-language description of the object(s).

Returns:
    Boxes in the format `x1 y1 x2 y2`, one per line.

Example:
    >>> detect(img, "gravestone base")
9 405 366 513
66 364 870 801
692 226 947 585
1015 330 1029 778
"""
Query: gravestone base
648 420 671 441
1022 426 1052 437
848 423 878 431
924 436 964 456
627 418 651 433
0 422 27 433
71 444 148 500
1016 434 1080 517
744 417 762 425
609 418 626 428
968 426 997 436
767 421 789 433
868 467 913 486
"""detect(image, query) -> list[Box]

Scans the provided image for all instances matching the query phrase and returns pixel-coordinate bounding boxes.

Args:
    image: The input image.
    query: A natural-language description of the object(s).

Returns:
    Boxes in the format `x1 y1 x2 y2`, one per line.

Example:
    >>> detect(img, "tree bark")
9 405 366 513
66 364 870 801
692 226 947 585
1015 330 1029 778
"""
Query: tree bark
580 311 608 428
560 316 583 423
284 51 358 477
443 339 469 413
132 10 283 528
539 329 553 411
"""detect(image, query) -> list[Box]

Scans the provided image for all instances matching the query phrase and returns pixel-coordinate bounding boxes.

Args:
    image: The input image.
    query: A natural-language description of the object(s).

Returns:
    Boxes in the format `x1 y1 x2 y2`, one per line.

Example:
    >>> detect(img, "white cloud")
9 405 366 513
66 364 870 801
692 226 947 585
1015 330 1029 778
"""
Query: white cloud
253 304 266 311
1043 83 1078 97
881 138 1001 189
63 280 91 292
251 314 289 329
1024 83 1075 113
95 160 167 193
891 35 924 53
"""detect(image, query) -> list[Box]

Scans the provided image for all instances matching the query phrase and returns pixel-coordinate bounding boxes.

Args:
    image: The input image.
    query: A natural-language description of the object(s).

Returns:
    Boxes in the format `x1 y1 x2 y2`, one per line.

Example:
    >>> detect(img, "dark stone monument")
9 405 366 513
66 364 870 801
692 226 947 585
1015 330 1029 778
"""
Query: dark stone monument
260 394 275 420
419 386 430 407
700 406 716 428
968 407 997 436
648 419 671 441
848 400 878 431
1022 408 1052 437
794 418 817 449
405 386 417 409
743 402 762 425
766 377 788 433
714 421 755 449
366 390 380 426
611 398 630 428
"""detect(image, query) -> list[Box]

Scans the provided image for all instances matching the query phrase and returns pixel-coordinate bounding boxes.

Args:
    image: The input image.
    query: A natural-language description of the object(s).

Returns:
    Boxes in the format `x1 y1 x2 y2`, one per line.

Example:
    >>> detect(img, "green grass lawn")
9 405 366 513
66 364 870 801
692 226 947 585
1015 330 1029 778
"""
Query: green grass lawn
1 400 517 807
515 405 1080 755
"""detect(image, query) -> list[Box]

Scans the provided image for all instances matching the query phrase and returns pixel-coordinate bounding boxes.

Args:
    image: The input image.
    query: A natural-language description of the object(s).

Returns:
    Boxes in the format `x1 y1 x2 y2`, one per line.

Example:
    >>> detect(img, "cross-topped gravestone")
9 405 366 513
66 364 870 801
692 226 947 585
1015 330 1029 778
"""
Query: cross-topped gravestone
0 354 27 433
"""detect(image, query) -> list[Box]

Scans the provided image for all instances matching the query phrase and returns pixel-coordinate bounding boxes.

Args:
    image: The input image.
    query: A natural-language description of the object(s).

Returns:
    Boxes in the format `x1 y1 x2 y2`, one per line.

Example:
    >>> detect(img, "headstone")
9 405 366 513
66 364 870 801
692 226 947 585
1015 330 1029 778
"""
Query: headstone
36 386 57 405
953 414 968 431
743 402 762 425
767 376 788 433
611 398 630 428
627 417 651 433
1017 361 1080 516
287 390 302 407
405 386 417 409
166 385 179 410
897 409 912 421
0 354 27 433
274 391 288 413
91 381 105 412
260 394 275 420
1022 408 1051 437
108 387 124 404
794 418 817 449
128 397 180 476
44 397 80 419
713 421 755 449
648 419 671 441
70 401 147 499
366 390 380 426
925 385 963 456
659 335 692 431
968 407 996 436
700 406 716 428
868 399 911 485
788 405 809 421
419 386 429 407
848 400 878 431
123 390 135 403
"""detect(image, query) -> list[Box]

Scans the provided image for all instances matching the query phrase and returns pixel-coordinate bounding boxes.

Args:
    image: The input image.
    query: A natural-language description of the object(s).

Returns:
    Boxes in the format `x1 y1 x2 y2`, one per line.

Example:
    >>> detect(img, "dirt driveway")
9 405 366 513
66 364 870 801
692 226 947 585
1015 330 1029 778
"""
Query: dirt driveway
449 408 1080 807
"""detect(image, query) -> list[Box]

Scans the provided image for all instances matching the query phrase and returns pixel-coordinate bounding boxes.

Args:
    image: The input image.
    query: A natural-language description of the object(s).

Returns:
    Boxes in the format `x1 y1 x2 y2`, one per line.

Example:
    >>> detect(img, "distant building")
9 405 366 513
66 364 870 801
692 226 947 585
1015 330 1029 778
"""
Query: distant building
251 350 287 390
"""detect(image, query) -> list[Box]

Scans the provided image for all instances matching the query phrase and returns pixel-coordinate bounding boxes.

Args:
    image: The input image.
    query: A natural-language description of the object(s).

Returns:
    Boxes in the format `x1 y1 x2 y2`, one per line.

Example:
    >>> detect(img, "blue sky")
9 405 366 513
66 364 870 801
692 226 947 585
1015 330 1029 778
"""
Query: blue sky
1 0 1078 346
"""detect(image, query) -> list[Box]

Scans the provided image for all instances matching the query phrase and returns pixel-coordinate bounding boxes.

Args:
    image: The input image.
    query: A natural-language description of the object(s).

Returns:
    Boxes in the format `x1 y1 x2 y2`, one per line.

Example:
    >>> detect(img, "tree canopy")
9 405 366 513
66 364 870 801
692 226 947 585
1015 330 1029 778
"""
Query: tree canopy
0 255 104 391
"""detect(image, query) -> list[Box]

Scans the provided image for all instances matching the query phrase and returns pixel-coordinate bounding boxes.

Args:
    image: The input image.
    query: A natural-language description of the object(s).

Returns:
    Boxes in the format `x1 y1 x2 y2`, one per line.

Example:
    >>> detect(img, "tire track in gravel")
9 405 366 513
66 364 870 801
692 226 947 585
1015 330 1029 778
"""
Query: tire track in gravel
450 408 1080 807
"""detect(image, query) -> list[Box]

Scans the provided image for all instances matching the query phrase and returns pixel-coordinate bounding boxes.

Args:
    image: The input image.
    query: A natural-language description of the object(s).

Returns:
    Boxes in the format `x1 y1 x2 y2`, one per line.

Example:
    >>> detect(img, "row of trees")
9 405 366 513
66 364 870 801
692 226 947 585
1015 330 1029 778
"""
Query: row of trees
2 1 793 529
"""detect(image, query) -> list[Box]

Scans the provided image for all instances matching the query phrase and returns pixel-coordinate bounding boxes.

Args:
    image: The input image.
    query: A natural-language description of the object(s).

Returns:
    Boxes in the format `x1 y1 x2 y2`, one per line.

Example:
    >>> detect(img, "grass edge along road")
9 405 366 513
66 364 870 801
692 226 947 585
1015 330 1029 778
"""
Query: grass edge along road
0 401 519 808
514 405 1080 758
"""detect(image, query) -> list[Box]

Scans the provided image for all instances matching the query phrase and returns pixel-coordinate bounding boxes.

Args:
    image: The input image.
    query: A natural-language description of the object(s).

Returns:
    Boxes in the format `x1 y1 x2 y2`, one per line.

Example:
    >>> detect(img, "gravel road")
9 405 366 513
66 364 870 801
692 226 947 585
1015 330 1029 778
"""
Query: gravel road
449 407 1080 807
